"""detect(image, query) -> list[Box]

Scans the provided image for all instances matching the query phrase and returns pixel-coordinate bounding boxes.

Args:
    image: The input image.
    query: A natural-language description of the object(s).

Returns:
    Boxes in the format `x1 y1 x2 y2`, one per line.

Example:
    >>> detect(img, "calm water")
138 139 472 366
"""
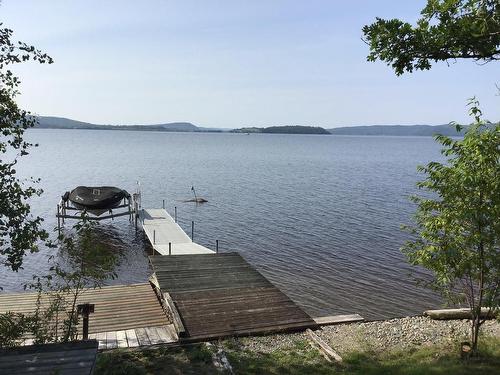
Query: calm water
2 129 445 320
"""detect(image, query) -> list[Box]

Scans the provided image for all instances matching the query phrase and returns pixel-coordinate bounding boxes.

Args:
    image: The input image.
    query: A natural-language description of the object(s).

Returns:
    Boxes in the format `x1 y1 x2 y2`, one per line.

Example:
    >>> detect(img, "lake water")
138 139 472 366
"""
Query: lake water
2 129 445 320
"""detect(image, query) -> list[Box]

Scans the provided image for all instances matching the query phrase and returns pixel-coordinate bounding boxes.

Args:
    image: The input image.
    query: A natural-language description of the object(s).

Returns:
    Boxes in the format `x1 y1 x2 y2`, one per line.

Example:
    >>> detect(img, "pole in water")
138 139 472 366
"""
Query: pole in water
216 239 219 253
191 186 197 201
153 229 156 244
191 221 194 241
57 204 61 235
169 242 171 256
174 206 177 222
162 199 165 209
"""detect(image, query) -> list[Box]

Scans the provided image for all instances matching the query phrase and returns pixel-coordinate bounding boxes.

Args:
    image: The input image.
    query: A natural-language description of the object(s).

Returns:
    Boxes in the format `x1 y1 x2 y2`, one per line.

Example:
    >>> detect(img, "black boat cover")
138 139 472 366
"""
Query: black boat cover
66 186 130 211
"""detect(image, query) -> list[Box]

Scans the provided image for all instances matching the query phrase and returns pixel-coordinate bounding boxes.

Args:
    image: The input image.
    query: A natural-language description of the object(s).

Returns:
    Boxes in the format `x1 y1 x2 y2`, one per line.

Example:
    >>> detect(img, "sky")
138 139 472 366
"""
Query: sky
1 0 499 128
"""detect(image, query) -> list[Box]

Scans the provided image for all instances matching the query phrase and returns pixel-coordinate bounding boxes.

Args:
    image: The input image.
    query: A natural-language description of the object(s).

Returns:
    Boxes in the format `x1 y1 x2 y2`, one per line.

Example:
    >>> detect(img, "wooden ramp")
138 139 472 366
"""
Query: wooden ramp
0 340 98 375
141 208 214 255
0 283 177 349
149 253 318 342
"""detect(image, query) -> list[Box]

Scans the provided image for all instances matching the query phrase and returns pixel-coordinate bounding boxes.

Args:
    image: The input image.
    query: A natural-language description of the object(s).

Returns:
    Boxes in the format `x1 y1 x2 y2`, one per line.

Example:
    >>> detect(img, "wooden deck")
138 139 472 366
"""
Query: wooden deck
149 253 318 342
88 325 177 350
0 283 177 349
0 340 98 375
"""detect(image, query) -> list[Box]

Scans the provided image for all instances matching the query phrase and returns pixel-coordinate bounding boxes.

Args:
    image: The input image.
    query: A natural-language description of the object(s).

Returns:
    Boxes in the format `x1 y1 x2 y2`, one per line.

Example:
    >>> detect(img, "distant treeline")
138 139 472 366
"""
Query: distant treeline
328 124 467 136
33 115 497 136
34 116 223 132
231 126 330 134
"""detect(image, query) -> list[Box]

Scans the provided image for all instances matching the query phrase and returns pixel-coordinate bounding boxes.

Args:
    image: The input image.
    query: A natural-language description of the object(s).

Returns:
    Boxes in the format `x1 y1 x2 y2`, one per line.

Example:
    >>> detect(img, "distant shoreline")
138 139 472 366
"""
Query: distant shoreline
33 116 480 136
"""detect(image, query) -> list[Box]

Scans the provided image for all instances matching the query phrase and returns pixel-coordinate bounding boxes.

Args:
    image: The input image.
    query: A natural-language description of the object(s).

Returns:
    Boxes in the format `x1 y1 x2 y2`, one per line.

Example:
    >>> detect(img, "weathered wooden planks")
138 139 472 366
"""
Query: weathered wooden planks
313 314 364 326
84 325 177 350
149 253 317 342
0 340 98 375
125 329 140 347
0 283 169 336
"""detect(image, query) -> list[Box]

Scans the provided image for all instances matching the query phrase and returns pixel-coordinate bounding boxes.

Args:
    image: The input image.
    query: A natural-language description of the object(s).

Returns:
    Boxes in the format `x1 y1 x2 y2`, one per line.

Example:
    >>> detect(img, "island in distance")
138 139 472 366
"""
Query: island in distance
230 125 330 134
34 116 478 136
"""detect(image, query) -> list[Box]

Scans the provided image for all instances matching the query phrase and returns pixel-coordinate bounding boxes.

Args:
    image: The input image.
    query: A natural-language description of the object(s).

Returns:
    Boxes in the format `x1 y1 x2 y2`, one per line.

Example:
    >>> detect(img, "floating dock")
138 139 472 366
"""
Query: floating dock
141 208 214 255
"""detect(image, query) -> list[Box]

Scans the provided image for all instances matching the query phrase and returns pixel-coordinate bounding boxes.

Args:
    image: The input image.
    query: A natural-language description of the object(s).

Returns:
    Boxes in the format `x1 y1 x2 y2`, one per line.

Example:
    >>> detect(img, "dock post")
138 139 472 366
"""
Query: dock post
216 239 219 253
134 199 138 230
191 221 194 241
153 230 156 244
174 206 177 223
57 205 61 236
162 199 165 209
169 242 171 256
77 303 95 340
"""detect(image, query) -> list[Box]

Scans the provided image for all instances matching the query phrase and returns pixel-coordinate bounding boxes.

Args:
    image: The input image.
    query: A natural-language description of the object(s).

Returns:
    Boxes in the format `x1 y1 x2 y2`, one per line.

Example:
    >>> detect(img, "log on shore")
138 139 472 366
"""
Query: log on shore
313 314 364 326
306 328 343 363
424 308 497 320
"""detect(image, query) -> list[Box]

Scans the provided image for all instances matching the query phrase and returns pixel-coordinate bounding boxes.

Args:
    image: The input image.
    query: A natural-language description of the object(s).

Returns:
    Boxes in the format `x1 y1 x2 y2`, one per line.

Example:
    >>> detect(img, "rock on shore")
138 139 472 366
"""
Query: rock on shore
232 316 500 355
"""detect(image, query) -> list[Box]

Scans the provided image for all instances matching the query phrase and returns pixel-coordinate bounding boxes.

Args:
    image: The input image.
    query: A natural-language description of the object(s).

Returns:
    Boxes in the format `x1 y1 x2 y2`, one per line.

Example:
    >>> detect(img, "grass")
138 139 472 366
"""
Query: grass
94 344 217 375
340 337 500 375
94 337 500 375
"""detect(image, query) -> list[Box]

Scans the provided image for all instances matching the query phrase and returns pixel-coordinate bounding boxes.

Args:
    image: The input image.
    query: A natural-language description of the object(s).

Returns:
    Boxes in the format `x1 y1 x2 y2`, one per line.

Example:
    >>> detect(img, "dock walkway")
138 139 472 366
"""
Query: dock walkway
141 208 214 255
149 253 318 342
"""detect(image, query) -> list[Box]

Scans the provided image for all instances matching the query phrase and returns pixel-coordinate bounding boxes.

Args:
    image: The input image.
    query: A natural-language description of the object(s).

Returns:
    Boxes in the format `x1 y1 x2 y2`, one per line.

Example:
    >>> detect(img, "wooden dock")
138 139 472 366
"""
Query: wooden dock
0 202 365 351
141 208 215 255
0 340 98 375
0 283 177 349
149 253 318 342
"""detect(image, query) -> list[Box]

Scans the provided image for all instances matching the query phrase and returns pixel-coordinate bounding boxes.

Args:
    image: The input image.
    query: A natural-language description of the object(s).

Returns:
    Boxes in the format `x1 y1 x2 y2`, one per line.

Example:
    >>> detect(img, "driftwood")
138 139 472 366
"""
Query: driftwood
306 328 343 363
313 314 364 326
183 198 208 203
424 308 497 320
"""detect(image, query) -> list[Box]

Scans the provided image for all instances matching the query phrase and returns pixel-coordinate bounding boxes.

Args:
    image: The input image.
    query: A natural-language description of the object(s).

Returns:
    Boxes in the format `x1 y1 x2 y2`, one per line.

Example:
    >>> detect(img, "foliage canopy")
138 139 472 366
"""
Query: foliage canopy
403 101 500 353
0 24 52 273
363 0 500 75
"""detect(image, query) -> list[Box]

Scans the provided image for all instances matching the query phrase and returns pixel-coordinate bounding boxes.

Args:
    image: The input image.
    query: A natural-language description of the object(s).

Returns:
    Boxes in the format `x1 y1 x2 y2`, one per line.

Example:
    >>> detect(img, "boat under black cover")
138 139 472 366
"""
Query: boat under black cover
64 186 130 211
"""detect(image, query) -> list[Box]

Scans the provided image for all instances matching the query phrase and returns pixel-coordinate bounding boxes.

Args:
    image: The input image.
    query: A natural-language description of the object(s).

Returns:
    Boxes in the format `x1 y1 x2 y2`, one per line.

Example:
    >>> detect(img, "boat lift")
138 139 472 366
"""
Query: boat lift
56 185 141 232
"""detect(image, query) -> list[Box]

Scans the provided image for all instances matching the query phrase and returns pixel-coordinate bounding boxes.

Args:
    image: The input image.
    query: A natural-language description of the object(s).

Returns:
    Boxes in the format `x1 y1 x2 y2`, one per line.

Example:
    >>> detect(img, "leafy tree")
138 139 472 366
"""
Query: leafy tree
54 217 119 342
363 0 499 356
362 0 499 75
0 217 119 346
402 100 499 356
0 24 53 275
0 312 33 347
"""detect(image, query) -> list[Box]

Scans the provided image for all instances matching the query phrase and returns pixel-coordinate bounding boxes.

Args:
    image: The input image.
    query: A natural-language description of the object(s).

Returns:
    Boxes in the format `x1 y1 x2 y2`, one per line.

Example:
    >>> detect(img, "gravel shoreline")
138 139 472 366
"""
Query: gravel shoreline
233 316 500 355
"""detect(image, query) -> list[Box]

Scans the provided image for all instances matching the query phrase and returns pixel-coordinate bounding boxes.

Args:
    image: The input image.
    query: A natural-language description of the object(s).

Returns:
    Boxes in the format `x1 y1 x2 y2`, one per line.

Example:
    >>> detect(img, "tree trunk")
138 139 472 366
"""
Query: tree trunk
470 190 485 357
471 315 481 356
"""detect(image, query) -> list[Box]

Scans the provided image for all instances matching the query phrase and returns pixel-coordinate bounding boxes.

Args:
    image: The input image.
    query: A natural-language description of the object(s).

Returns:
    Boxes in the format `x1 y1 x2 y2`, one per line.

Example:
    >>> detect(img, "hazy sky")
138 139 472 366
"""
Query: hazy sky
1 0 499 128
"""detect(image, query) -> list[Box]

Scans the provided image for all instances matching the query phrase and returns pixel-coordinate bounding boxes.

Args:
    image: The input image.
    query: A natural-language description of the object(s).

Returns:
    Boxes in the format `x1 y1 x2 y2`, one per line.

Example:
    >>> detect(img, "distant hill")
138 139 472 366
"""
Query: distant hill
34 116 221 132
231 125 330 135
33 117 494 136
328 124 467 136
